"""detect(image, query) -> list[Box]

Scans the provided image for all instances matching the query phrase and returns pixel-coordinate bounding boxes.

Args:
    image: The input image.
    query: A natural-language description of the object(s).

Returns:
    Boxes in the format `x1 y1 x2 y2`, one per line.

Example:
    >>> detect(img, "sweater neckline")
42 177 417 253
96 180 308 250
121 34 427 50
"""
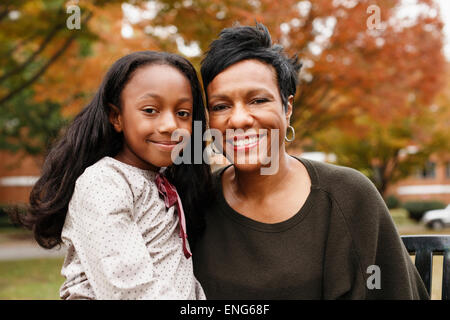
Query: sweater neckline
214 156 320 233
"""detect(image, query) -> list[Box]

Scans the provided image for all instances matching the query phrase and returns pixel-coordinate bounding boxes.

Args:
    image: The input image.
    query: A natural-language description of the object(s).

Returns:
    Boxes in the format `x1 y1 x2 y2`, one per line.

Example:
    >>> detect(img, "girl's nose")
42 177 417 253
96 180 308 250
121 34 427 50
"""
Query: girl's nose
157 111 178 134
228 103 254 130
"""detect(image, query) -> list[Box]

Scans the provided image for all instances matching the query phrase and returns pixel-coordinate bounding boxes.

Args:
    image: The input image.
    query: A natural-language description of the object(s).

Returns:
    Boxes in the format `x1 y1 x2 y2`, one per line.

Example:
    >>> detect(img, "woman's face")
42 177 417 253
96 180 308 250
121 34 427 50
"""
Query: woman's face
206 59 292 173
110 64 193 170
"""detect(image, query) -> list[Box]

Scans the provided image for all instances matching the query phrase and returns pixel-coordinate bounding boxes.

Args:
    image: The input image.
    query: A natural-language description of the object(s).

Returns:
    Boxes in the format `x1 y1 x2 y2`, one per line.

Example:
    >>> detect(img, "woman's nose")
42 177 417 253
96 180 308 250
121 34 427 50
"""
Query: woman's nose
228 103 254 129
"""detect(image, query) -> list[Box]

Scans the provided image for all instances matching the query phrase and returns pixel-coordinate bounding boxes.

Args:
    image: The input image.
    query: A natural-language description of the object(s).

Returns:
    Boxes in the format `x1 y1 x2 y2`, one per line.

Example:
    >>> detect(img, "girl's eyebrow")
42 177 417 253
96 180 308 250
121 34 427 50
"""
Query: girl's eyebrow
176 97 193 104
137 92 192 104
137 92 161 101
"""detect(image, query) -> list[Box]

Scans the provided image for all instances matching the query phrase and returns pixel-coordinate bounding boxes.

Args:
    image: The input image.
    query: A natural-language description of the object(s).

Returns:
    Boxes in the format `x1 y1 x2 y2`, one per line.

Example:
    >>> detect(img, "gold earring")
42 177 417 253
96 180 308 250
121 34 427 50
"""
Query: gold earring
285 125 295 142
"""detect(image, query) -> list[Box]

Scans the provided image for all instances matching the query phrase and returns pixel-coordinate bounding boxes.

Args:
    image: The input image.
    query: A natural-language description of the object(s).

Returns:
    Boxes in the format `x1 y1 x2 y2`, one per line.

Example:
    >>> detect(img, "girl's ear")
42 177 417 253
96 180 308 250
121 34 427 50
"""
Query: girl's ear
285 95 294 123
108 103 123 133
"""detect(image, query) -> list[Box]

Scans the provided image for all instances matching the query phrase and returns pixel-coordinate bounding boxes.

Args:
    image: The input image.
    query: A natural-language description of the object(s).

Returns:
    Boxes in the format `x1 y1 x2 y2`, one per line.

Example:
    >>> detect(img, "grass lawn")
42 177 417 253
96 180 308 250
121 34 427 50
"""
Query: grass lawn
0 258 64 300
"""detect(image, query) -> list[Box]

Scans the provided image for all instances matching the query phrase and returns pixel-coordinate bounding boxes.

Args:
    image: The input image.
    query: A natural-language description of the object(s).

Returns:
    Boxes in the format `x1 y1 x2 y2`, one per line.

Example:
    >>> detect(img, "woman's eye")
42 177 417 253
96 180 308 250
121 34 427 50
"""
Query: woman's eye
210 104 228 112
251 98 269 105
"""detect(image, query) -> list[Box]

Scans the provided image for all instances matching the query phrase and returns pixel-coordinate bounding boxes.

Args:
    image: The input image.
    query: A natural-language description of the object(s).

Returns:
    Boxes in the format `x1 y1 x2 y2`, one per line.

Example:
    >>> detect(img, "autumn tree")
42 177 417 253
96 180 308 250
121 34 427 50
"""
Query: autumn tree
0 0 126 155
313 95 450 195
301 1 449 195
31 0 446 126
0 0 101 106
1 0 447 195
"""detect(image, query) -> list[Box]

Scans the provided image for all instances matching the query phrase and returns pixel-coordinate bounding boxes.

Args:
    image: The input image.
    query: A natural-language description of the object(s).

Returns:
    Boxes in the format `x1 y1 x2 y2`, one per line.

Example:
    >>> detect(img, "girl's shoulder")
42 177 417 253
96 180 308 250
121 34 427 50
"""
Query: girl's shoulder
74 156 157 196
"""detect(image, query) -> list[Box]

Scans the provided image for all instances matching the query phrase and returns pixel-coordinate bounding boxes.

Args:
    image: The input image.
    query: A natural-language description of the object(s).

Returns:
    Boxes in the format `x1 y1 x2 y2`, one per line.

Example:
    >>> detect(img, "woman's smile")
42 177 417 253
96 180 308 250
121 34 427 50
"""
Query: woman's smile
226 132 268 151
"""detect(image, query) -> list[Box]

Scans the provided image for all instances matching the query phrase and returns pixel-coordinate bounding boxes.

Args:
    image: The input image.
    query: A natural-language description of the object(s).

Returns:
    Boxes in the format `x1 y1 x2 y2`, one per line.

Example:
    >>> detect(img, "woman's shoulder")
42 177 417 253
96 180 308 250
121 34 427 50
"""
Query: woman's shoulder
299 157 377 196
300 158 392 234
298 157 386 218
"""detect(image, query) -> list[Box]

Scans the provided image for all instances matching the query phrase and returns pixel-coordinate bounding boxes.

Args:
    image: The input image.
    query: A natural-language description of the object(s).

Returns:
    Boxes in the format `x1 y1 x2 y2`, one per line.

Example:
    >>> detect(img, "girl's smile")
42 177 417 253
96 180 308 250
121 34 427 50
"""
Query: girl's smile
146 139 182 152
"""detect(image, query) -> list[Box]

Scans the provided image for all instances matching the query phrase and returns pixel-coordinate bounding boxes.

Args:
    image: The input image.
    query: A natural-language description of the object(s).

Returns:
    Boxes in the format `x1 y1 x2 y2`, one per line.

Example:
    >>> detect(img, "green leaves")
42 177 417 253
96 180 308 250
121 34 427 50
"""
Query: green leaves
0 87 68 155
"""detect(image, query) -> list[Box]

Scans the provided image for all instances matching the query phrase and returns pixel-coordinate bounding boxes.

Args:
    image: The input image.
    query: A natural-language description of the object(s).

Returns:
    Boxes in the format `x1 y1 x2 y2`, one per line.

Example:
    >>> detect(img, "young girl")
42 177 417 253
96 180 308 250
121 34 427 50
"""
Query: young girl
13 51 211 299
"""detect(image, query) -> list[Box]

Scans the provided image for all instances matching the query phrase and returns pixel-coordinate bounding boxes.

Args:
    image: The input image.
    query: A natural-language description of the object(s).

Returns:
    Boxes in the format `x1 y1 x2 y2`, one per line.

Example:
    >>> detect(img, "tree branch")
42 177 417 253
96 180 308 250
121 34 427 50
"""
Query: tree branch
0 21 65 84
0 12 93 106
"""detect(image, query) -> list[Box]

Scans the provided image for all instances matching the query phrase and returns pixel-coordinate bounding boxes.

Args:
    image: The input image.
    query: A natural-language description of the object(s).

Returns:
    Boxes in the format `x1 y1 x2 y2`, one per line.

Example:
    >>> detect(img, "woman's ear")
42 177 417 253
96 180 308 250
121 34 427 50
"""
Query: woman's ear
108 103 123 133
285 95 294 123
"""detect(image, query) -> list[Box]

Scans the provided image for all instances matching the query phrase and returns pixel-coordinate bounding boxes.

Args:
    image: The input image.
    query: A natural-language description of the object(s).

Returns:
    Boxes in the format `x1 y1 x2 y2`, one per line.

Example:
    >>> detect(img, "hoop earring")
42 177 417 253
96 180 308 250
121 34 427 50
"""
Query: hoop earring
285 125 295 142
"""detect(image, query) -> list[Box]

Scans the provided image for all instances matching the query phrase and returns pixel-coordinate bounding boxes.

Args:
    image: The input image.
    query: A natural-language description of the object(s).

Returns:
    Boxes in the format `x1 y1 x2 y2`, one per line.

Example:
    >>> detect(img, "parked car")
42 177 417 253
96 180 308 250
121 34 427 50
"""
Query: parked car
421 204 450 230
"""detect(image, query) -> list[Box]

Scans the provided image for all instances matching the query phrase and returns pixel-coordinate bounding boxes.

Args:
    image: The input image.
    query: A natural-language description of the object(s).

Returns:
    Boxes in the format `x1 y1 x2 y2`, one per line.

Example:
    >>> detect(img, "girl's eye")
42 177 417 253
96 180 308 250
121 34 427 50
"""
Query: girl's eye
177 110 191 118
143 107 157 114
210 104 229 112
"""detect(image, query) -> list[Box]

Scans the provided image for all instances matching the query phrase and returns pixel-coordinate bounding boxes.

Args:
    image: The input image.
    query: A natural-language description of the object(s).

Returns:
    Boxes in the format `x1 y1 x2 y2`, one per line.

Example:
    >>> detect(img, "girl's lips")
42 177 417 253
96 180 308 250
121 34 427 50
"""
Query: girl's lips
147 140 180 151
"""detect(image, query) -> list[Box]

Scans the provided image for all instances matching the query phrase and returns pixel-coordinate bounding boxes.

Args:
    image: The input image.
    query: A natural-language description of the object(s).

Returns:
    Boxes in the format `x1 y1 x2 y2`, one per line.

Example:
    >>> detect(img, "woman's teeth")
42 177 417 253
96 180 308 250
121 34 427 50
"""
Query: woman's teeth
233 136 259 147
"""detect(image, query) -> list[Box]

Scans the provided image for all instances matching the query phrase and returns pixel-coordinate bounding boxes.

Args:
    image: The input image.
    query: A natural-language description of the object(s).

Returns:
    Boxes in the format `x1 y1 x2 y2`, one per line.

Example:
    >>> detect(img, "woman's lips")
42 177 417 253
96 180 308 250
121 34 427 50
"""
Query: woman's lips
226 134 267 151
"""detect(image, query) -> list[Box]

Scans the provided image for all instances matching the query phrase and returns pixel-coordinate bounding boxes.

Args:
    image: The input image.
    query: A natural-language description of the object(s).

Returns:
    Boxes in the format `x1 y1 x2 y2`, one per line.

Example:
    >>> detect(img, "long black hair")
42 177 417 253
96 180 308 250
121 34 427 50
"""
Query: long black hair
11 51 212 249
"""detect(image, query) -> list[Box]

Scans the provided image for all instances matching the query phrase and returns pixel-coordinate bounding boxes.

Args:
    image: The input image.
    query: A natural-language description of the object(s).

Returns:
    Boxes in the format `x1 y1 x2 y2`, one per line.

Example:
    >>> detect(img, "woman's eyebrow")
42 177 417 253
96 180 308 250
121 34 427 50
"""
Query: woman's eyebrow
208 93 230 101
209 88 274 101
245 88 273 98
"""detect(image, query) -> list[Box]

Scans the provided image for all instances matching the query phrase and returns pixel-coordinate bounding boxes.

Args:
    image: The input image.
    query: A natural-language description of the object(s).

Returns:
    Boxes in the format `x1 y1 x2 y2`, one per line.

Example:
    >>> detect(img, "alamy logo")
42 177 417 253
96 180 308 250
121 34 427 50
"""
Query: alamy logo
366 265 381 290
66 1 81 30
366 5 384 31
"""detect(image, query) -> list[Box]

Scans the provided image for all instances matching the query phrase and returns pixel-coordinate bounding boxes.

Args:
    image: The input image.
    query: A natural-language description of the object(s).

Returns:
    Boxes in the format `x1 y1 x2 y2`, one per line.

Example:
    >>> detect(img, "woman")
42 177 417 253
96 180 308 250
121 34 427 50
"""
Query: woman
192 23 429 300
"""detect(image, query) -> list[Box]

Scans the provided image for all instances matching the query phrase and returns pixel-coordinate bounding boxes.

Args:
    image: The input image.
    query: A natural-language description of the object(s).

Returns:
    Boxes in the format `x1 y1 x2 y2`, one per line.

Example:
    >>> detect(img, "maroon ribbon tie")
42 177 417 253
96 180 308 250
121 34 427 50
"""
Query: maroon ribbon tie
155 173 192 259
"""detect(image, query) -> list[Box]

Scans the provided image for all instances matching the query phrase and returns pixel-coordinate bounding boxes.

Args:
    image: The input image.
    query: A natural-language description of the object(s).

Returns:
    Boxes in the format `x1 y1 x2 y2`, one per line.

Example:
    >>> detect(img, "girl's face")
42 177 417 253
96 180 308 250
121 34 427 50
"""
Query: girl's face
110 64 193 170
206 59 292 172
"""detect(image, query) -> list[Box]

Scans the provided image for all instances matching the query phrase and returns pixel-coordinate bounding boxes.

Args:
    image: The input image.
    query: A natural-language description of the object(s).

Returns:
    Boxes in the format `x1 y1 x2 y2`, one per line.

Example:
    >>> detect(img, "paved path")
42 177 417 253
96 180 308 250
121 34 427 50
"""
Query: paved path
0 240 66 261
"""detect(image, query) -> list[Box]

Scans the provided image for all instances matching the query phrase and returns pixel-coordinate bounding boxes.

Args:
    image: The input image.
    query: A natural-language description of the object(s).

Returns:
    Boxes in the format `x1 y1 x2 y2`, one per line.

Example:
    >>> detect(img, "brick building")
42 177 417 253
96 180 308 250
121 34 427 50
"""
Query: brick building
385 154 450 204
0 151 42 205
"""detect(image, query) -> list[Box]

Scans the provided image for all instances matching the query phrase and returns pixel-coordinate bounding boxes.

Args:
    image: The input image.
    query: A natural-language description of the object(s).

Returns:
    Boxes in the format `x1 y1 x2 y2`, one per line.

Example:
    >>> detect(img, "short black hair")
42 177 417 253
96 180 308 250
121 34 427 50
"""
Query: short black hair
201 22 302 111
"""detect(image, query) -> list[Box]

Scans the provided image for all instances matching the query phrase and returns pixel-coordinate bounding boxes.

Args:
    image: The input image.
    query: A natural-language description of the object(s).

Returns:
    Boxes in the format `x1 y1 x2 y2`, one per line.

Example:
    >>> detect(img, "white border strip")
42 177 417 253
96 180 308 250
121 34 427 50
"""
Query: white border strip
398 185 450 195
0 176 39 187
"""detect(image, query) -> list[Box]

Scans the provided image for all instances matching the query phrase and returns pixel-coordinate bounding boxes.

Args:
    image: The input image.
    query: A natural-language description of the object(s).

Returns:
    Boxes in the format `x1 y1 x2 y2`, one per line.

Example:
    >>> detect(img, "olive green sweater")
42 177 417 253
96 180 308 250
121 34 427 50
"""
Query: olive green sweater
192 157 429 300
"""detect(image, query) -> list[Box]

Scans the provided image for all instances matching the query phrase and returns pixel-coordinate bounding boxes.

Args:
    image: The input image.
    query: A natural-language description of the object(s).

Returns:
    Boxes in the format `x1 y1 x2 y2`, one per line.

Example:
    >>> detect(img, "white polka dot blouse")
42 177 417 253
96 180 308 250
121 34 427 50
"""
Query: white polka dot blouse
59 156 206 300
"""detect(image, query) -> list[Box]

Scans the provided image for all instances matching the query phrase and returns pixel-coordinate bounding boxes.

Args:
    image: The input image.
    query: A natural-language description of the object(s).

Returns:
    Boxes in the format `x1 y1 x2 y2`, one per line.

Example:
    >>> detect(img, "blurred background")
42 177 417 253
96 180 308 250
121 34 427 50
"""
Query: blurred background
0 0 449 300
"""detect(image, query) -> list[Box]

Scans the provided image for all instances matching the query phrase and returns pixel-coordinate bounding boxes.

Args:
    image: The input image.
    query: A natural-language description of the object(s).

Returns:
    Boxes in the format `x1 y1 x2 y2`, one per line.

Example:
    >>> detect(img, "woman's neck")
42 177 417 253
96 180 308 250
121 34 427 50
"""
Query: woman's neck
226 153 294 201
